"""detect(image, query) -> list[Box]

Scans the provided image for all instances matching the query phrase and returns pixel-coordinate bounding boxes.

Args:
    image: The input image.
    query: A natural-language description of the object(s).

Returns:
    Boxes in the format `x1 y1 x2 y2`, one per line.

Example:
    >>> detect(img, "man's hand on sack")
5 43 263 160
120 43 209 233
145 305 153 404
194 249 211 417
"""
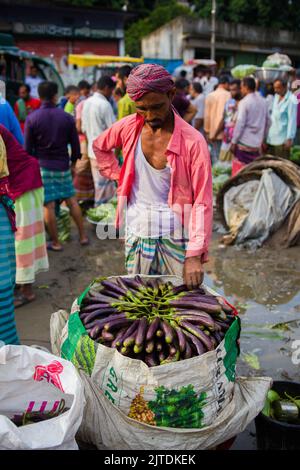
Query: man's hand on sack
183 256 204 289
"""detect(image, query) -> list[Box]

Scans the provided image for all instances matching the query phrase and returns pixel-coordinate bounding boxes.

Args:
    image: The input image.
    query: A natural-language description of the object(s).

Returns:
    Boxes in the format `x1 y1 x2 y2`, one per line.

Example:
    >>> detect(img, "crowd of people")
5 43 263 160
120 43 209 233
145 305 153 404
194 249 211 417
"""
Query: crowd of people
172 66 300 172
0 61 299 346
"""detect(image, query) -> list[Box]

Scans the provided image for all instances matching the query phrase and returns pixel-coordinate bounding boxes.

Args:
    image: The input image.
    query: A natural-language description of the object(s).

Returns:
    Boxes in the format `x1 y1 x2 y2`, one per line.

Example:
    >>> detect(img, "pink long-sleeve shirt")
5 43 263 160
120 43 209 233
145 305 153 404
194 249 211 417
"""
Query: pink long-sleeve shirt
93 112 213 262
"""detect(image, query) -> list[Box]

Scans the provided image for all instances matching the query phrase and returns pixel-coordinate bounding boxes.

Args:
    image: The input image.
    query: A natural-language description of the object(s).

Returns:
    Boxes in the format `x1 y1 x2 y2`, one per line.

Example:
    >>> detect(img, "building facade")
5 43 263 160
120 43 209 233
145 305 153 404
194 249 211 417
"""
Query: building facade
142 16 300 68
0 2 130 73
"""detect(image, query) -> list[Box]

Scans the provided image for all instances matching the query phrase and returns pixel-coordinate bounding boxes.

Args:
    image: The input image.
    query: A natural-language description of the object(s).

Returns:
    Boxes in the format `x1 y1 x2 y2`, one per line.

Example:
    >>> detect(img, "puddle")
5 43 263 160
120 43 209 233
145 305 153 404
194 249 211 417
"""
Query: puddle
206 237 300 383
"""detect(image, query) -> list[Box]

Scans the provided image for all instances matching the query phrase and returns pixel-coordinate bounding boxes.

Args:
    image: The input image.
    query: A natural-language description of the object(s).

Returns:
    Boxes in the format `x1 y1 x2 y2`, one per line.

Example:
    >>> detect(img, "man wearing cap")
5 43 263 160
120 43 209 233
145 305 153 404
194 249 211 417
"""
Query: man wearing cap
93 64 212 288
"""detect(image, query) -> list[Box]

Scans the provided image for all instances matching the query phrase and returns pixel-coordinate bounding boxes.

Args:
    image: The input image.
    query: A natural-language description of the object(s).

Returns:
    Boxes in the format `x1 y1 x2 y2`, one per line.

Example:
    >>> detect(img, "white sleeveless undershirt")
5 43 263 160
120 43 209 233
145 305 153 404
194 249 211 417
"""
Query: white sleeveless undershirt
126 134 181 238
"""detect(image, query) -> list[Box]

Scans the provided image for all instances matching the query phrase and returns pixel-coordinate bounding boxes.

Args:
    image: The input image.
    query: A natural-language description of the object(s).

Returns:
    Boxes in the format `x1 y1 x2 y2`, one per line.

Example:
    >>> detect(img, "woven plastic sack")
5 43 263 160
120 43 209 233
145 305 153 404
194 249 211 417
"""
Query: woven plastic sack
0 345 85 450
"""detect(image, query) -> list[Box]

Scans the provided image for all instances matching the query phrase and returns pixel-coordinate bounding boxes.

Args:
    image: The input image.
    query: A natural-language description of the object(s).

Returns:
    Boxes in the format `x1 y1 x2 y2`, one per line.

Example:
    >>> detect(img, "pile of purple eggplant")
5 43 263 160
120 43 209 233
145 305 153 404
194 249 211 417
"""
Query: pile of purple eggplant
79 276 236 366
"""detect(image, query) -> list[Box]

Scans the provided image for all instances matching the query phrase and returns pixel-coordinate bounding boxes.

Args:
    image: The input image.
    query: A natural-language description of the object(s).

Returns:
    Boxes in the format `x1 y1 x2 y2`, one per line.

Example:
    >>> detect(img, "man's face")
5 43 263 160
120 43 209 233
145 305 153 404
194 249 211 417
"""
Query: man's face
135 89 176 129
116 74 127 92
230 84 241 100
30 67 38 78
102 85 114 99
189 84 196 98
80 87 90 97
274 80 287 97
19 86 30 100
241 83 248 97
69 90 80 104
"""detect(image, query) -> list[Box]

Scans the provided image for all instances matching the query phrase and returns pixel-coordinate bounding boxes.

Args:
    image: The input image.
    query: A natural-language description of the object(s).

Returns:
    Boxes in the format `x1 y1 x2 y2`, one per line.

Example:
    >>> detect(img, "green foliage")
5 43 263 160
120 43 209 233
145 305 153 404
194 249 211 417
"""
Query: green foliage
192 0 300 30
148 385 207 428
125 0 192 56
58 0 300 56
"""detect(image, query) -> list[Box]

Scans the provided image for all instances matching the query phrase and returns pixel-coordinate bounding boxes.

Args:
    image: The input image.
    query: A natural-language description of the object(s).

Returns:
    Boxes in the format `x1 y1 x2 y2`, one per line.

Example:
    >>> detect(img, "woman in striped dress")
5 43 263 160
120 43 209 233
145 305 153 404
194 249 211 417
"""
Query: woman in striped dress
0 125 49 308
0 134 19 344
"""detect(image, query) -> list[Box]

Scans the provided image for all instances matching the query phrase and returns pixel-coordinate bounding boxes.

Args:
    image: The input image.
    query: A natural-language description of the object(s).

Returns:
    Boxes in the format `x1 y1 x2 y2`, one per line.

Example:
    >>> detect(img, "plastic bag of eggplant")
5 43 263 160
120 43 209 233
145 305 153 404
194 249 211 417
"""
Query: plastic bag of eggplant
59 275 241 430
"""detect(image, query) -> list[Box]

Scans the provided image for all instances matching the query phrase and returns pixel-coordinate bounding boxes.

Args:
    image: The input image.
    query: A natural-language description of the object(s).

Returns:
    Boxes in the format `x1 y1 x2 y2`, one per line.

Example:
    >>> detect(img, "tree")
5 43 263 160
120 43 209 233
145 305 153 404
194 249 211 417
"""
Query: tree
192 0 300 30
125 0 192 56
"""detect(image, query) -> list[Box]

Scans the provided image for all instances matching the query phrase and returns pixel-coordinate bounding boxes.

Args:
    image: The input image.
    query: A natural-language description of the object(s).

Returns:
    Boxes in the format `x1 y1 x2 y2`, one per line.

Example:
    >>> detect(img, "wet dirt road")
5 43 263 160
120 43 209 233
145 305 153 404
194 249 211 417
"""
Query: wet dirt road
15 221 300 450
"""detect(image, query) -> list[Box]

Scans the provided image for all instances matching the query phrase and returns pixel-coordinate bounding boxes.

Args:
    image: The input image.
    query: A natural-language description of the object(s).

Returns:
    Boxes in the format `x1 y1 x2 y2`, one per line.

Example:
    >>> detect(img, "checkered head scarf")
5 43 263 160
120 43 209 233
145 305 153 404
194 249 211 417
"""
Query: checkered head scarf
127 64 175 101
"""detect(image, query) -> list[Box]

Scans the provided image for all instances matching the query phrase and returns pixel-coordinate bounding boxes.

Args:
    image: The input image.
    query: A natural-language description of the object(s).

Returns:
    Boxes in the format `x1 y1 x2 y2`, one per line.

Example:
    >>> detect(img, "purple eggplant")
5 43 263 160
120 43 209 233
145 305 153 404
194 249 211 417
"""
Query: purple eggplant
183 330 207 356
174 313 216 330
145 353 158 367
145 340 155 354
104 318 132 331
120 346 130 355
213 331 223 344
146 317 161 341
133 344 143 354
170 299 221 314
83 308 119 324
120 277 141 291
215 320 230 331
135 317 148 347
180 321 214 351
100 289 122 300
111 327 128 348
90 324 103 340
172 284 189 295
102 331 114 342
183 339 193 359
120 320 139 343
87 292 117 303
101 280 127 297
172 324 186 353
134 275 147 287
145 278 157 289
169 345 177 356
160 350 180 365
161 320 175 344
181 294 220 305
158 350 167 363
84 313 127 332
123 329 138 348
80 302 110 313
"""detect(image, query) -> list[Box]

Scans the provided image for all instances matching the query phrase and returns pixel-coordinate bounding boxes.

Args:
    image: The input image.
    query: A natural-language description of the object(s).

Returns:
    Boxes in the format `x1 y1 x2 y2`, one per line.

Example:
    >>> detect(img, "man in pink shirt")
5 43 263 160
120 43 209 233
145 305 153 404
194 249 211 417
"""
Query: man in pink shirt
93 64 212 288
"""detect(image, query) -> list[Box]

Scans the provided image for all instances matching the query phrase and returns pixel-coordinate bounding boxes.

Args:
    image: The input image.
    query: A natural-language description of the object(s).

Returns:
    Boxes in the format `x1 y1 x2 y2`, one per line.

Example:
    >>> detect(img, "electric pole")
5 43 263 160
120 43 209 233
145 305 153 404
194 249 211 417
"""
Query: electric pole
211 0 216 61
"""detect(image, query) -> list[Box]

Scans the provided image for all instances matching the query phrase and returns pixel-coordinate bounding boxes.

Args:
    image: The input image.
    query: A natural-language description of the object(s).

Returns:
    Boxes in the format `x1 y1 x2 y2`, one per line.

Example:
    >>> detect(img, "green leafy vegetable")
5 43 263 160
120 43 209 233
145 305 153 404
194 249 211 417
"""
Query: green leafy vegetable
243 330 284 340
268 390 281 403
86 202 117 224
231 64 257 79
148 385 207 428
243 352 261 370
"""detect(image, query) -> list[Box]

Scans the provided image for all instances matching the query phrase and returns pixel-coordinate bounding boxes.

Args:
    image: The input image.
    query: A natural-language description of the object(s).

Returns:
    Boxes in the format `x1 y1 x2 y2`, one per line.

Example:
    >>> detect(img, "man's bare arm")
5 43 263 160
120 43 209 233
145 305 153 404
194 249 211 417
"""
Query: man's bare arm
183 103 197 124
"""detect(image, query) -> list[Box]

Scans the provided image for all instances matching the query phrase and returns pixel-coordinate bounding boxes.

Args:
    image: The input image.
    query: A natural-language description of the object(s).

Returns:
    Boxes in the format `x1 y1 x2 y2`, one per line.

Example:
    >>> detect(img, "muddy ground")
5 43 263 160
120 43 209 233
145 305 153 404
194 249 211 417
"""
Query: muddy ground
15 219 300 450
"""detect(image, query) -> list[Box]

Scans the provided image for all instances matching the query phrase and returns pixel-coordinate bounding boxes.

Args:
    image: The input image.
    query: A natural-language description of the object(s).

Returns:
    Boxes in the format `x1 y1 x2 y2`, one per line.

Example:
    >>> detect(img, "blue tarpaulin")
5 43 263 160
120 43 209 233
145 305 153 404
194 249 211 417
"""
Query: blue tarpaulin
144 58 183 75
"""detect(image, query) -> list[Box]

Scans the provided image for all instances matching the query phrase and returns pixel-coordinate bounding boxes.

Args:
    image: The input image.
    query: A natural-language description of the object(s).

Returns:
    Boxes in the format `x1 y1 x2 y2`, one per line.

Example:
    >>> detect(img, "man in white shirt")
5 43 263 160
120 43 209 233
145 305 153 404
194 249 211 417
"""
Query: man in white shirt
25 65 43 99
82 76 116 205
189 82 205 133
202 70 219 96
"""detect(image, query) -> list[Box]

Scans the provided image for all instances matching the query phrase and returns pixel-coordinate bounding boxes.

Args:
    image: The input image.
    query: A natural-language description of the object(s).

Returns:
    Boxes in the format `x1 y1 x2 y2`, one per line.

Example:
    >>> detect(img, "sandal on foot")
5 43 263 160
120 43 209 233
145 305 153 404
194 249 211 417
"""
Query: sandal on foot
47 242 63 252
80 238 90 246
14 293 36 309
